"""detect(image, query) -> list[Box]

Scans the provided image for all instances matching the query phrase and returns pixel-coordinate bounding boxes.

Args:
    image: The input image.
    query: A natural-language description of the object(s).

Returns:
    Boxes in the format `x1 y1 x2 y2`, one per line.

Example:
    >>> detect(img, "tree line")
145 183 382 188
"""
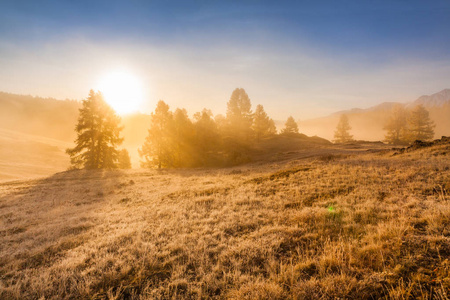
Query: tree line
67 89 437 169
333 104 435 144
383 104 435 144
67 88 301 169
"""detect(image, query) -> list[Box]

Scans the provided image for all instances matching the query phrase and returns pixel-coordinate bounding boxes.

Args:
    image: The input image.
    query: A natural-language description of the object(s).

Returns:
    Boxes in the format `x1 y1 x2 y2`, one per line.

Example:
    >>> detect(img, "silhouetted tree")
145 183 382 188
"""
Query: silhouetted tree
139 100 174 169
226 88 253 139
268 119 277 136
194 109 220 166
281 116 299 134
172 108 195 167
333 114 353 143
118 149 132 169
384 105 408 145
407 104 435 142
214 114 227 136
66 90 123 169
252 104 276 140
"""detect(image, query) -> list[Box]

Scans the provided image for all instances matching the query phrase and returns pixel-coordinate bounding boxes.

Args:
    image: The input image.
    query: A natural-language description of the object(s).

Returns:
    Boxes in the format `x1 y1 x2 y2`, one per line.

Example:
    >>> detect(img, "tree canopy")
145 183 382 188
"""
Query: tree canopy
66 90 123 169
407 104 435 142
226 88 253 139
383 104 436 143
118 149 132 169
252 104 277 140
384 104 408 145
137 88 312 168
139 100 174 169
281 116 299 135
333 114 353 143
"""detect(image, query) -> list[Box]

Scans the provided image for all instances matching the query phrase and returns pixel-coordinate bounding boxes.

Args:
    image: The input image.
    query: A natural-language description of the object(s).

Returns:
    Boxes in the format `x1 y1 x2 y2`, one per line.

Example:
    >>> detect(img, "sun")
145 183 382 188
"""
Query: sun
97 71 144 115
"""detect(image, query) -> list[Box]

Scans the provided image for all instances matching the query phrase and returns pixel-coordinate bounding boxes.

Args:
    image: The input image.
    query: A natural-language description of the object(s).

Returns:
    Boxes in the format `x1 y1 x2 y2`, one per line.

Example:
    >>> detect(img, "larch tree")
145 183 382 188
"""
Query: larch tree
66 90 123 169
407 104 435 142
214 114 227 136
139 100 174 169
172 108 195 167
268 119 277 135
193 109 220 166
281 116 299 134
252 104 276 141
226 88 253 140
118 149 132 169
333 114 353 143
384 104 408 144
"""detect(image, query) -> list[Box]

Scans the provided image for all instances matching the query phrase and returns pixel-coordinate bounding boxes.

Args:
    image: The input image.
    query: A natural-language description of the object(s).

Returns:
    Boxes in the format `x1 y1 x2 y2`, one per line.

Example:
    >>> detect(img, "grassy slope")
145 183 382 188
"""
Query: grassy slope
0 143 449 299
0 128 71 182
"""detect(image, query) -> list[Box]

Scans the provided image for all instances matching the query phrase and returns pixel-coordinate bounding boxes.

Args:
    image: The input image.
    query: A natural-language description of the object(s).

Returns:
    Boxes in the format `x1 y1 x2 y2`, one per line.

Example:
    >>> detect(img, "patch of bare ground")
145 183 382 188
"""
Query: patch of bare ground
0 142 449 299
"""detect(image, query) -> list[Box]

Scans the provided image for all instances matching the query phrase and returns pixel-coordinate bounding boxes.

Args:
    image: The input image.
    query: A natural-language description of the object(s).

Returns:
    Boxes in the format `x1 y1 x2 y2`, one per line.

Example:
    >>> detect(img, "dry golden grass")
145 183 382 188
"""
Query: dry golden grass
0 142 449 299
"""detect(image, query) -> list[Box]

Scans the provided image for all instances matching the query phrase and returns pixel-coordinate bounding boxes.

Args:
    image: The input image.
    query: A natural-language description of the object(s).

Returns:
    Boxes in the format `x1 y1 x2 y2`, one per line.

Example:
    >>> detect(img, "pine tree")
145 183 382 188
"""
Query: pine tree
193 109 220 166
139 100 174 169
384 104 408 144
172 108 195 167
407 104 435 142
118 149 132 169
281 116 299 134
214 114 227 135
226 88 253 140
252 104 276 140
66 90 123 169
268 119 277 135
333 114 353 143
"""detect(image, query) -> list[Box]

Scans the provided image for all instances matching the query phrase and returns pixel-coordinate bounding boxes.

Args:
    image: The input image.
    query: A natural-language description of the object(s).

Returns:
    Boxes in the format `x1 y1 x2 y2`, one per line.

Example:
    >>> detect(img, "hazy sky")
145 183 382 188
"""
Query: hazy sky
1 0 450 119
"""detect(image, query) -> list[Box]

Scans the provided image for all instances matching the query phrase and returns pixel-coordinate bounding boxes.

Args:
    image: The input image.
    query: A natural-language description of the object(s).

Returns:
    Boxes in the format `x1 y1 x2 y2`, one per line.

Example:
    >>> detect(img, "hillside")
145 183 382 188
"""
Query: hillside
0 92 334 180
1 89 449 181
300 89 450 141
0 92 80 142
0 92 150 175
0 128 71 182
0 92 152 167
0 141 449 299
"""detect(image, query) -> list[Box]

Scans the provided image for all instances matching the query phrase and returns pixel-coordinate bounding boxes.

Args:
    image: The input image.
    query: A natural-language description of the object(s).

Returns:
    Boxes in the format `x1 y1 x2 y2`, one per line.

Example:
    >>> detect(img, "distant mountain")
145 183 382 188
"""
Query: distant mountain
300 89 450 141
334 89 450 115
1 88 449 172
412 89 450 107
332 102 400 116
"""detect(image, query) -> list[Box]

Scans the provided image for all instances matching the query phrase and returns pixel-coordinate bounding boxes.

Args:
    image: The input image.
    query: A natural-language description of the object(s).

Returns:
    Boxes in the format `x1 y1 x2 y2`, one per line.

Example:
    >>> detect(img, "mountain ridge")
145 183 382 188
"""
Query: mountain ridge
300 89 450 141
1 89 449 144
324 89 450 118
412 88 450 107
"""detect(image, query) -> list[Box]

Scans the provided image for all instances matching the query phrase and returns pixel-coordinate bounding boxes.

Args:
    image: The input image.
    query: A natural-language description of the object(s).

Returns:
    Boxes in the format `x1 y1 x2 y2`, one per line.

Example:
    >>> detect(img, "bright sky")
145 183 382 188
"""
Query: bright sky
1 0 450 119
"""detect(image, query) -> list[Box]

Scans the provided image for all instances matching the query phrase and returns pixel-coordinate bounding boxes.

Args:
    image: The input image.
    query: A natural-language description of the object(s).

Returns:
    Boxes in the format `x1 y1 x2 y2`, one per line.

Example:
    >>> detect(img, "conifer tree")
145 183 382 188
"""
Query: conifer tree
333 114 353 143
118 149 132 169
172 108 195 167
214 114 227 135
281 116 299 134
66 90 123 169
252 104 276 140
139 100 174 169
194 109 220 166
384 104 408 144
268 119 277 135
407 104 435 142
226 88 253 139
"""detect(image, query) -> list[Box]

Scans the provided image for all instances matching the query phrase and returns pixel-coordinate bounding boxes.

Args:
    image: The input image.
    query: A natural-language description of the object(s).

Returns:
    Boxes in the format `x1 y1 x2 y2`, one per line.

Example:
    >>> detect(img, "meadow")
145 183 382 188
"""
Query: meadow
0 140 449 299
